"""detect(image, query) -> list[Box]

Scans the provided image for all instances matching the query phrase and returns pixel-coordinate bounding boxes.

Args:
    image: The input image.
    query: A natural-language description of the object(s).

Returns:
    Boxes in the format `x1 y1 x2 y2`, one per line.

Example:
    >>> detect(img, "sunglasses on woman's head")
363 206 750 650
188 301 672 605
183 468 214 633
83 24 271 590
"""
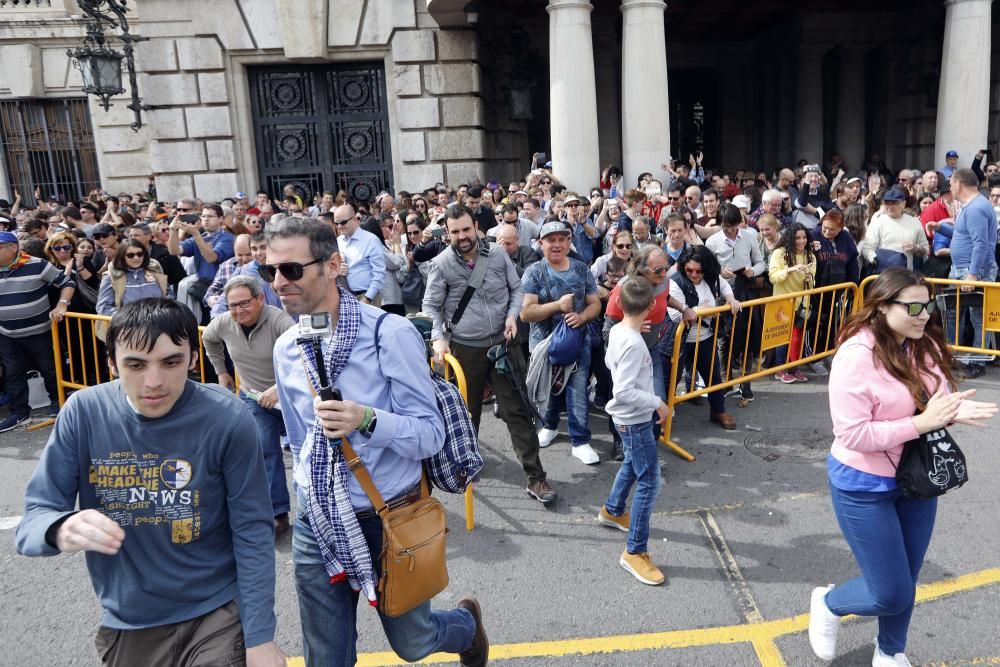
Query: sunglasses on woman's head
257 258 322 282
888 300 936 316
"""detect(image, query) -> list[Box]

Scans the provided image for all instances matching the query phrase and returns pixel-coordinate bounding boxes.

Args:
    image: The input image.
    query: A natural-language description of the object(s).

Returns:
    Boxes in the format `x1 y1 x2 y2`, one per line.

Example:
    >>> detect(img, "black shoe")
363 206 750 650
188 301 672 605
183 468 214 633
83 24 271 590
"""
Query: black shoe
458 597 489 666
740 384 755 401
962 363 986 379
613 440 625 461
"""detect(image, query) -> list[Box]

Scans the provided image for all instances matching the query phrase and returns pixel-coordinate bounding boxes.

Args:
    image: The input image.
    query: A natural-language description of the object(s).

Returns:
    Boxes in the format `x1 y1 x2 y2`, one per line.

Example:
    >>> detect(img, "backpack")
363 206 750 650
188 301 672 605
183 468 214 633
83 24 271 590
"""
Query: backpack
374 313 483 493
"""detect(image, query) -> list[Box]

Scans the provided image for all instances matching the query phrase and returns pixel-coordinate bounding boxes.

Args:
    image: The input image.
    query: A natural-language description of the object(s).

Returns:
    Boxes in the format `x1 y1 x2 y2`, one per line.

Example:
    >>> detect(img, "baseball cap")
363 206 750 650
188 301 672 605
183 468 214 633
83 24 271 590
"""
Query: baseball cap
882 187 907 202
513 190 529 197
946 150 959 158
539 221 571 239
562 194 582 205
732 195 751 210
0 230 18 245
845 177 862 186
91 222 116 236
235 191 246 199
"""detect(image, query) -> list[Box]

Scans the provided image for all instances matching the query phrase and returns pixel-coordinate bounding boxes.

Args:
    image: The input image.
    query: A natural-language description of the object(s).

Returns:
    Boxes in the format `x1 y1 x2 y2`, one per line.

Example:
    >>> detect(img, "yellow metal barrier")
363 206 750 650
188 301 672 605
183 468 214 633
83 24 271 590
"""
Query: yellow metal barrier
859 273 1000 359
439 353 477 532
659 282 862 460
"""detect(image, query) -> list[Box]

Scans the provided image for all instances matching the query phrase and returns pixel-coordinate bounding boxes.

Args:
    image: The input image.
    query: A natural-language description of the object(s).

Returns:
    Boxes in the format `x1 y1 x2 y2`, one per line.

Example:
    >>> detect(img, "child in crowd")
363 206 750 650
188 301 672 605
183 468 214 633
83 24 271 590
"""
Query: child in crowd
597 276 672 586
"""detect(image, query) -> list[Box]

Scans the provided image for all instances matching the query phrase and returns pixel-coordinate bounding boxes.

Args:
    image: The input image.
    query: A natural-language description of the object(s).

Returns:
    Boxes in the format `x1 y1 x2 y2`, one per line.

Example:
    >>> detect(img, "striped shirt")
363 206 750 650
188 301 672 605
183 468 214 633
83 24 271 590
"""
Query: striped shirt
0 257 75 338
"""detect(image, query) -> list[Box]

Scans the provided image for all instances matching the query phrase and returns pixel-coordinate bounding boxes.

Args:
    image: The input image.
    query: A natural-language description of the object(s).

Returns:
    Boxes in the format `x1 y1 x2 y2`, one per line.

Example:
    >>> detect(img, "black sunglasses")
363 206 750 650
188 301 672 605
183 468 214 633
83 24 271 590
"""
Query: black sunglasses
125 251 145 259
257 258 322 282
888 300 937 317
92 233 111 240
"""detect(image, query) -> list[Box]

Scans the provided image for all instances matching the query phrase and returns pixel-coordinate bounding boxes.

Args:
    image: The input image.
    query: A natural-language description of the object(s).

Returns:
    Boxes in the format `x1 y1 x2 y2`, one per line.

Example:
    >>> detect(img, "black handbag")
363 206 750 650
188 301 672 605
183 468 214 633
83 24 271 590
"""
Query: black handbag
888 427 968 499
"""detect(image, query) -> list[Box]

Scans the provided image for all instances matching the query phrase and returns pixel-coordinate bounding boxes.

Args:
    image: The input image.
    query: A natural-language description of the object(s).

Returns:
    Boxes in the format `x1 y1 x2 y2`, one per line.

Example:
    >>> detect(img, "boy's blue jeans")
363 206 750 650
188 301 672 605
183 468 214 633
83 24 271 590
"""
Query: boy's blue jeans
824 484 937 655
292 491 475 665
604 420 661 554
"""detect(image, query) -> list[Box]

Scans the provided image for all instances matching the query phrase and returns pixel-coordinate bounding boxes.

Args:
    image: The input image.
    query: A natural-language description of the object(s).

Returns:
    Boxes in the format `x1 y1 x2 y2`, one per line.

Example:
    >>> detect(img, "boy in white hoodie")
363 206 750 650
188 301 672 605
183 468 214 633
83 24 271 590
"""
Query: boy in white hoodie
597 276 672 585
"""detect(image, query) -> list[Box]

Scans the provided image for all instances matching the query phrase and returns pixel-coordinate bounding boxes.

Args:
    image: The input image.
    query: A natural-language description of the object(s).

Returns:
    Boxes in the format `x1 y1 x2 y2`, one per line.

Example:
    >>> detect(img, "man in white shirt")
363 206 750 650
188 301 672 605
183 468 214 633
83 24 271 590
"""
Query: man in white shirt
332 204 385 303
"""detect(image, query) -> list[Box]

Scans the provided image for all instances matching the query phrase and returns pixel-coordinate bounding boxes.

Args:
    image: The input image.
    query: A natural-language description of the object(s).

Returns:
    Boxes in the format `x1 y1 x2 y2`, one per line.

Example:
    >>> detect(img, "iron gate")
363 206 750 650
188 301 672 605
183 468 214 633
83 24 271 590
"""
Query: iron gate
248 63 393 206
0 98 101 206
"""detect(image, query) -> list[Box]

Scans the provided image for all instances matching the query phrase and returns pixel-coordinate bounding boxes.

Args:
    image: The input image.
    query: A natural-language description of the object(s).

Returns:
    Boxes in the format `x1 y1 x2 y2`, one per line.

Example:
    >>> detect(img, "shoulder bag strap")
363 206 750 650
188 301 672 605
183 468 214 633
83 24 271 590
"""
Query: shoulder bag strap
450 245 491 328
340 437 390 514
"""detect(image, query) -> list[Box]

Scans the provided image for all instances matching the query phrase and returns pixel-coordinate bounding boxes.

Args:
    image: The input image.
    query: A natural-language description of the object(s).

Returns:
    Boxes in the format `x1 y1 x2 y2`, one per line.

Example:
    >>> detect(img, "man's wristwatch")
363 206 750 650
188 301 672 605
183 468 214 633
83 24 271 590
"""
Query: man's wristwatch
58 299 71 306
362 413 377 436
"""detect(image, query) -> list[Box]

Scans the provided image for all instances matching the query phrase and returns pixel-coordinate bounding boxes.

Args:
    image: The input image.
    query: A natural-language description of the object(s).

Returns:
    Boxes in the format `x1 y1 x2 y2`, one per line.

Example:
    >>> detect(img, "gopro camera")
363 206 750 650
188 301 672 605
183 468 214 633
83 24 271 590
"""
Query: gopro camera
298 312 333 340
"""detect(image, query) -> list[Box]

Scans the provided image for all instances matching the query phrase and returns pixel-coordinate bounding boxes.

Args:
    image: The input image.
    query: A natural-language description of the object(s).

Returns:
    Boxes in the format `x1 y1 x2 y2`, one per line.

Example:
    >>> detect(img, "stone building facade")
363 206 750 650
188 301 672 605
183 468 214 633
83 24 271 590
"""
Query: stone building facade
0 0 998 205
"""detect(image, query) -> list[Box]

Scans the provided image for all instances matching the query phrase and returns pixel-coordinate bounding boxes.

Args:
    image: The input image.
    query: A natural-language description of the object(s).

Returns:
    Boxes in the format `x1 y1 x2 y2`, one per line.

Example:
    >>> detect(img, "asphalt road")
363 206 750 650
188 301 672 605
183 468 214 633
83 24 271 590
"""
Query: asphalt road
2 369 999 667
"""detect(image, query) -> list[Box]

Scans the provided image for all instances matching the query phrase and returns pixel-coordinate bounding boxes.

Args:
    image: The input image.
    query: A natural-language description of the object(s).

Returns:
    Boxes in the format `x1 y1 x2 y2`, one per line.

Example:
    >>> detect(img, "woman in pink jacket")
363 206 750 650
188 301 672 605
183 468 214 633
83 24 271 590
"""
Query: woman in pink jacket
808 268 996 666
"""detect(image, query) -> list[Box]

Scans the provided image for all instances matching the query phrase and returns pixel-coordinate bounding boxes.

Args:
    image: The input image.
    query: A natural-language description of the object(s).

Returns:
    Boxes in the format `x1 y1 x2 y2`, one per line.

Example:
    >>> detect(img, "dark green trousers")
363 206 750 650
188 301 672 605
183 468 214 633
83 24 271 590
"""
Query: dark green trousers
450 341 546 483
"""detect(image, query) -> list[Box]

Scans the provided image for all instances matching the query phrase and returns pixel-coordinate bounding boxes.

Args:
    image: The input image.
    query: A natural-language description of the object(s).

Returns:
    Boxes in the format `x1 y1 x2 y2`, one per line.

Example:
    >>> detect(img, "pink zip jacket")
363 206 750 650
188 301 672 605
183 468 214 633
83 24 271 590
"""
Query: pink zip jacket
828 327 951 477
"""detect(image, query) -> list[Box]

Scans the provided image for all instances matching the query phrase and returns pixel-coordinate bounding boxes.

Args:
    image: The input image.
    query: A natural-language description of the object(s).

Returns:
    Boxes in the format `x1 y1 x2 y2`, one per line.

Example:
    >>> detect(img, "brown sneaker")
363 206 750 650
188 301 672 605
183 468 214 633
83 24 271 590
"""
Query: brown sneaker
597 506 630 533
620 550 665 586
457 597 489 667
710 412 736 430
526 479 557 504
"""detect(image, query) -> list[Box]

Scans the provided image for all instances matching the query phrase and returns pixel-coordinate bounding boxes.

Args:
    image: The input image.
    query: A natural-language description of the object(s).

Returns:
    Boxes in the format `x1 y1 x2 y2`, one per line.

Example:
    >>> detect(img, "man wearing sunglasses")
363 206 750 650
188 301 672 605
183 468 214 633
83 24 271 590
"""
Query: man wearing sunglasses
265 217 488 665
332 203 385 305
203 275 295 535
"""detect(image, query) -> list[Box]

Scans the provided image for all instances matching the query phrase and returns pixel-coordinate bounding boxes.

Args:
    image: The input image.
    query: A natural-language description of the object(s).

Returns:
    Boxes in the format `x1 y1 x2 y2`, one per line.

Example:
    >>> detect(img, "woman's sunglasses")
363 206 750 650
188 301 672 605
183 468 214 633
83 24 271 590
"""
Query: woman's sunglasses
888 300 937 317
124 252 145 259
615 243 632 250
51 244 74 252
257 258 322 282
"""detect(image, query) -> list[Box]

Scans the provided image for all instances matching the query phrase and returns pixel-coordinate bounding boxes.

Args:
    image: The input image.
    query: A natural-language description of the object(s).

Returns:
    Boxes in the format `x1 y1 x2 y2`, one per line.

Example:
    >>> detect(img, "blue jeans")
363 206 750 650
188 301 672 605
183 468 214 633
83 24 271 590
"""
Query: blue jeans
543 341 592 446
824 484 937 655
241 395 290 516
605 421 661 554
945 264 997 366
292 492 475 666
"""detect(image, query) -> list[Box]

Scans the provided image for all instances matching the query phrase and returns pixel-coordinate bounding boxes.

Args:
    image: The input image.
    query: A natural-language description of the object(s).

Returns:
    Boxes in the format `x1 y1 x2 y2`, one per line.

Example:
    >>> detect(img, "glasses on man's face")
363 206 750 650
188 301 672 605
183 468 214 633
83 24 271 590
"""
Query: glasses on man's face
334 217 353 226
228 297 258 312
615 243 632 250
125 252 145 259
51 244 73 252
257 258 322 282
897 179 909 184
647 266 668 276
92 233 111 240
888 299 936 317
667 196 681 202
177 207 192 213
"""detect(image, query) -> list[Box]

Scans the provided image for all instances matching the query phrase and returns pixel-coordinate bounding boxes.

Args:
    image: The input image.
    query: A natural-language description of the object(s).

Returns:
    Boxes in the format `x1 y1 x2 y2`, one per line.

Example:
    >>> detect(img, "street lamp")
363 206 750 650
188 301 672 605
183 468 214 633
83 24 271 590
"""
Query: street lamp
67 0 148 131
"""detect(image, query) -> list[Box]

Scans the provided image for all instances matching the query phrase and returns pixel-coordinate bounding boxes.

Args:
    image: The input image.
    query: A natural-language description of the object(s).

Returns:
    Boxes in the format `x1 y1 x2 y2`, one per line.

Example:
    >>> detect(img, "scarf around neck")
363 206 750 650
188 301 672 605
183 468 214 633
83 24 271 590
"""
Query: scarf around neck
297 288 378 605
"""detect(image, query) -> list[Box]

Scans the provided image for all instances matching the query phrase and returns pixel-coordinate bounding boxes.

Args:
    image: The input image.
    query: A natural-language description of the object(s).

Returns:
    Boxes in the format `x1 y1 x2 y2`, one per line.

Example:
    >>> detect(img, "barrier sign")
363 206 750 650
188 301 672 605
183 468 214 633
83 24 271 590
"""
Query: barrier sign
984 286 1000 332
761 298 795 351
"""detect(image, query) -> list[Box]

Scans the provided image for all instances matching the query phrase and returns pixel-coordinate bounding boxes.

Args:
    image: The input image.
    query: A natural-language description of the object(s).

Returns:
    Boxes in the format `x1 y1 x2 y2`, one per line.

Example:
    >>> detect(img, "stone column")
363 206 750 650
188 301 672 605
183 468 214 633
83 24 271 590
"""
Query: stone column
794 46 826 164
620 0 670 185
935 0 993 166
547 0 600 193
836 46 866 174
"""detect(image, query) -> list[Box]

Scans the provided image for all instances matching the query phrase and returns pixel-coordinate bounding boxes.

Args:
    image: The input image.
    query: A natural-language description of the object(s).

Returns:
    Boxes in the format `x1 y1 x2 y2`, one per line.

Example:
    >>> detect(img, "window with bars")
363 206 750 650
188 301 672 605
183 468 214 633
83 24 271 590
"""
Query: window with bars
0 98 101 207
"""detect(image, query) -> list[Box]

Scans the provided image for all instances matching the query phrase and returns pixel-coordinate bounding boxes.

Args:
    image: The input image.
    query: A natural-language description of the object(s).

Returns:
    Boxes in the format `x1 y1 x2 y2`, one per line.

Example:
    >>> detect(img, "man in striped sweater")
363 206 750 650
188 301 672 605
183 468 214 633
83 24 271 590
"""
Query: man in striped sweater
0 231 75 432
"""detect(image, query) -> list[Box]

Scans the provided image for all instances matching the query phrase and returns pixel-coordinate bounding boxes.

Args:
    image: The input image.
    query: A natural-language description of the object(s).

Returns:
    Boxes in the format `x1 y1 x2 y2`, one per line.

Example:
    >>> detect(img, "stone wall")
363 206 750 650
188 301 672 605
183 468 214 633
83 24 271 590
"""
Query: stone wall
0 0 515 204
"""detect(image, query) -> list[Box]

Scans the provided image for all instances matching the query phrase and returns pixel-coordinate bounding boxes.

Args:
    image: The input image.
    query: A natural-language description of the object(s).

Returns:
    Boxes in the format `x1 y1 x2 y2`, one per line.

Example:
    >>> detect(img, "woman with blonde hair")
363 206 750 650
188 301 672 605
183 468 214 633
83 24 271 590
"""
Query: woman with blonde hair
808 268 996 665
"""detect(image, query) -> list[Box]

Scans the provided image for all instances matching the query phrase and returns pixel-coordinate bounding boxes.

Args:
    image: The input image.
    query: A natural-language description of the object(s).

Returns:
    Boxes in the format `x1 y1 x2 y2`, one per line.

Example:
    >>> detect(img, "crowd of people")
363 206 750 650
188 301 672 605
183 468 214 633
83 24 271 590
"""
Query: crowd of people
3 145 1000 666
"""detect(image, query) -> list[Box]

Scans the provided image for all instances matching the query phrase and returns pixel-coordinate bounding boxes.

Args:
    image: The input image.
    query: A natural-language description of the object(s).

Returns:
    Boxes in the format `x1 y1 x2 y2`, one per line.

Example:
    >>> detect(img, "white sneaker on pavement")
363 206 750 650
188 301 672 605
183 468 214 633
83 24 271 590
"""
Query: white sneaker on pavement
537 428 558 448
572 443 600 465
808 584 840 661
872 639 912 667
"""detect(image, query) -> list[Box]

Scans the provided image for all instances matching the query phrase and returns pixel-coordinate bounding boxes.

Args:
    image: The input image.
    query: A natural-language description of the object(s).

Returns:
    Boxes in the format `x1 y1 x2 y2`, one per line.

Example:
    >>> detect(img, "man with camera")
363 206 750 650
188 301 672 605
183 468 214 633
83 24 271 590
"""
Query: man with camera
168 203 235 324
424 205 555 504
266 217 488 666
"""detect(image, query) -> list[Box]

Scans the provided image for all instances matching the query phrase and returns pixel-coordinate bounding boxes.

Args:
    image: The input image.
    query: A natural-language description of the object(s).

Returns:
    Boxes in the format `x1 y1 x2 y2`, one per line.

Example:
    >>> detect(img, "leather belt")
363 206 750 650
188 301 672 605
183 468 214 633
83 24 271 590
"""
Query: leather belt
355 481 422 520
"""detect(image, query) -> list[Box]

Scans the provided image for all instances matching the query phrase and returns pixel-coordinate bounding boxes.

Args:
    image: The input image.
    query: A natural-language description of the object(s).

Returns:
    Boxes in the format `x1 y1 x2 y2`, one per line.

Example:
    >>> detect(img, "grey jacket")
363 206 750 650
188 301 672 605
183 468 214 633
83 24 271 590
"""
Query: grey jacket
423 241 523 347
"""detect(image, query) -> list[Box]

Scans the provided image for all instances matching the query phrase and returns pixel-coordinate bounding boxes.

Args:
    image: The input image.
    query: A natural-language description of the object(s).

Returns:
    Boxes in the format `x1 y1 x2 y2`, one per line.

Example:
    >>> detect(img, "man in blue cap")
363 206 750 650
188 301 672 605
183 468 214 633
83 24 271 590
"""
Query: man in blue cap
0 231 75 431
940 150 960 178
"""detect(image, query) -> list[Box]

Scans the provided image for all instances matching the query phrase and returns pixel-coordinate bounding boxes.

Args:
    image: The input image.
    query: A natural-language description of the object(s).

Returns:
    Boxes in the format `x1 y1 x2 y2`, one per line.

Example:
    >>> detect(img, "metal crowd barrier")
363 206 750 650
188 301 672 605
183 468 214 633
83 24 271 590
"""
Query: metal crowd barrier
659 282 862 461
859 274 1000 359
50 312 479 531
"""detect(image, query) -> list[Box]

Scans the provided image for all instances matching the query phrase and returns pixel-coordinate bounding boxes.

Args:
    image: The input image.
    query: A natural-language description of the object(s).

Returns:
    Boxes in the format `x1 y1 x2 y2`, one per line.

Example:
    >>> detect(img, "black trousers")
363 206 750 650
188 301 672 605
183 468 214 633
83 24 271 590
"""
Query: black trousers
0 331 59 416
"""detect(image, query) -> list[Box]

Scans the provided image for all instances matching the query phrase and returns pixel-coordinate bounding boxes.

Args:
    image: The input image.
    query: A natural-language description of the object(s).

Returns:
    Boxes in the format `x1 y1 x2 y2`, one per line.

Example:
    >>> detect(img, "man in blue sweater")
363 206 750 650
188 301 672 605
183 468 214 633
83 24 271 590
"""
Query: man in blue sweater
15 299 284 667
946 168 999 377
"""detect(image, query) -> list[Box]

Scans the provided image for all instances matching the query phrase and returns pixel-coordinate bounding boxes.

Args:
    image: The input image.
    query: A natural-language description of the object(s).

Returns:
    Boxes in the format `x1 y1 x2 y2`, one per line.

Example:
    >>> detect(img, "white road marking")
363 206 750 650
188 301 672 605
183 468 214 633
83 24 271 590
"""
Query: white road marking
0 516 23 530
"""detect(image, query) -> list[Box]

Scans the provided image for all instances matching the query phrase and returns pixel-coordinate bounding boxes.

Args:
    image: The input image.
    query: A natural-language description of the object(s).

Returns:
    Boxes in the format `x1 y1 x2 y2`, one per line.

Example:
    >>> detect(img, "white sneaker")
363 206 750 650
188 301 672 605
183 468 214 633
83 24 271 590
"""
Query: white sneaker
808 585 840 661
572 443 600 465
537 428 558 448
872 639 912 667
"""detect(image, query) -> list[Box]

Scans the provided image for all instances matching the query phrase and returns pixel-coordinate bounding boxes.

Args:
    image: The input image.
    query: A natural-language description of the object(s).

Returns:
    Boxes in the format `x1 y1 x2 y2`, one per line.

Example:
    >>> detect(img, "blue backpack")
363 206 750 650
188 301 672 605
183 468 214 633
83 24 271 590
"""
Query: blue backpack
374 313 483 493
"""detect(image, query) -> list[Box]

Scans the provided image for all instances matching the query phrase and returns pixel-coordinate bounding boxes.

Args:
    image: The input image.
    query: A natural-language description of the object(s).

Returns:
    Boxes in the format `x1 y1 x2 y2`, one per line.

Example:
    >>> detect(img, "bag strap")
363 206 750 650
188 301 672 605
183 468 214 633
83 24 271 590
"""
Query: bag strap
450 244 491 328
340 436 390 514
373 312 389 357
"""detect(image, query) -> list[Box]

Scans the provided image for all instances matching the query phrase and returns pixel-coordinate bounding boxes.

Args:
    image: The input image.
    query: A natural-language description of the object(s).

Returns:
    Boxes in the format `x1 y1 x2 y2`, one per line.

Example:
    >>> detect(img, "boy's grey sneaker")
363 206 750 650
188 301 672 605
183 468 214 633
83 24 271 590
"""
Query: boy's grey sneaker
0 413 31 433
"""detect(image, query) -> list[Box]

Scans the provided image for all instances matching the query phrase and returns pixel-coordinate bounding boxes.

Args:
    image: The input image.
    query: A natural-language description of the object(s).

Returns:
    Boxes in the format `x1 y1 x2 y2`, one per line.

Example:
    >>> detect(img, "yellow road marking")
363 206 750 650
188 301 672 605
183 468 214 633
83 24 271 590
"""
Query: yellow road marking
289 567 999 666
